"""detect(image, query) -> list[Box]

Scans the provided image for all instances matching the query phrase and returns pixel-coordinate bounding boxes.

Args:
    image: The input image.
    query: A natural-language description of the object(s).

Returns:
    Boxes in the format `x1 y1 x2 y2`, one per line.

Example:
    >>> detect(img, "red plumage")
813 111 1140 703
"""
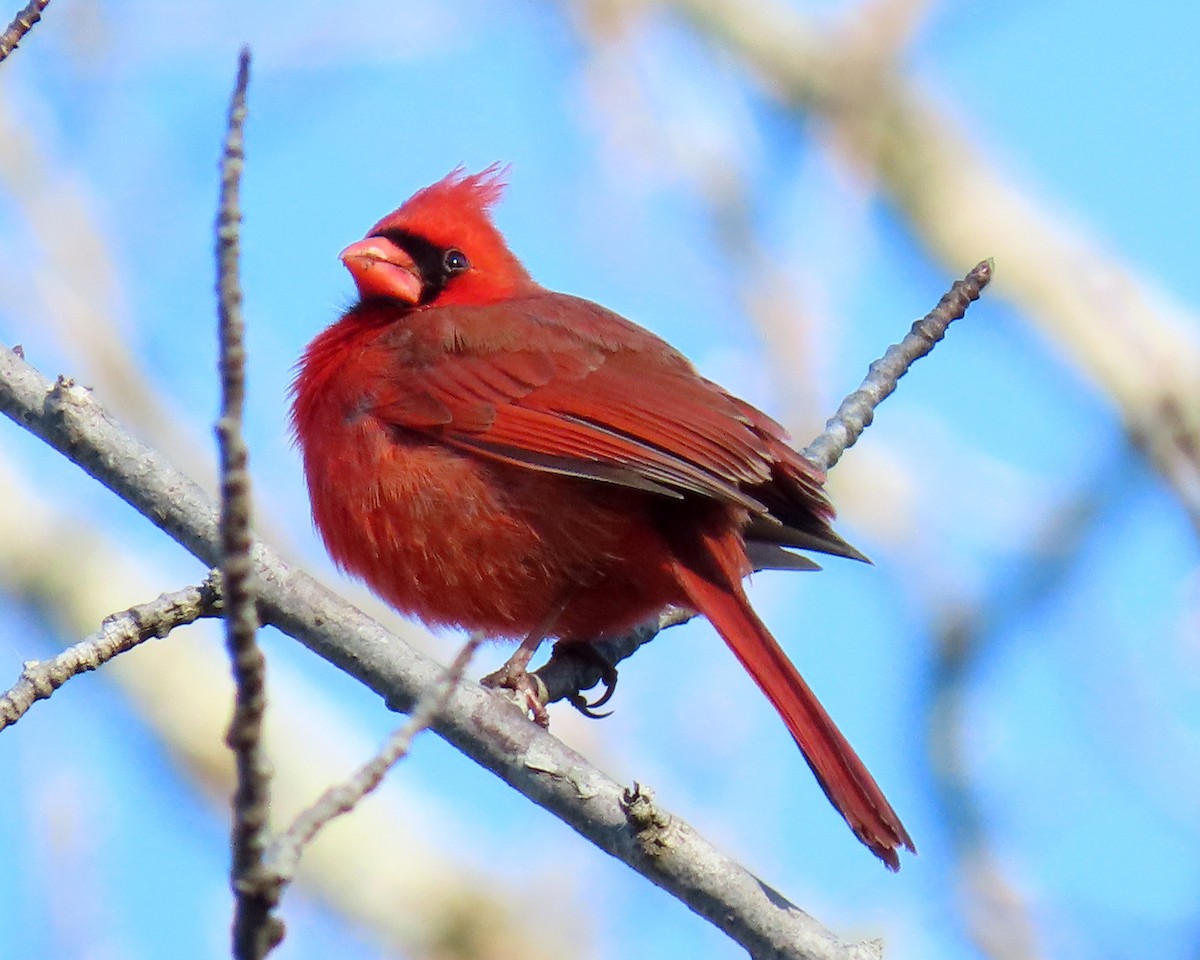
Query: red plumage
291 166 914 868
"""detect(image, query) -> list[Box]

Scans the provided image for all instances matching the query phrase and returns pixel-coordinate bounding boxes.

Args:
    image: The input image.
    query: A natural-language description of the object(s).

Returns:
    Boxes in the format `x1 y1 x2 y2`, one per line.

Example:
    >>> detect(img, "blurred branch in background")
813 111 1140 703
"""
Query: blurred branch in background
0 88 207 477
574 0 1200 535
574 0 938 435
922 448 1143 960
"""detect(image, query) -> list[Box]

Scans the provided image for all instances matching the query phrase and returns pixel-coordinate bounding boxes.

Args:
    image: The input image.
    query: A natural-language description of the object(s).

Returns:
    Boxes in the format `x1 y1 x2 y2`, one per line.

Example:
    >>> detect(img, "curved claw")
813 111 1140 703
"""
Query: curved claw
567 692 613 720
562 648 618 719
586 663 618 709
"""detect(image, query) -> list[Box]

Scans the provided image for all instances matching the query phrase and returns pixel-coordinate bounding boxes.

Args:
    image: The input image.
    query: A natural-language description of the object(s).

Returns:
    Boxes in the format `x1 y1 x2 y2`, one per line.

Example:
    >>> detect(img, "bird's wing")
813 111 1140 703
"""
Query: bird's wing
370 295 853 555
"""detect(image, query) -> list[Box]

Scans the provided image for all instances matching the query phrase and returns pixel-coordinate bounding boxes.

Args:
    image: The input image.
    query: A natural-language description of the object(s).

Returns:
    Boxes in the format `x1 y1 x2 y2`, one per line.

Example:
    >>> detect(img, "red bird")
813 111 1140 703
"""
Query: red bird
291 167 913 869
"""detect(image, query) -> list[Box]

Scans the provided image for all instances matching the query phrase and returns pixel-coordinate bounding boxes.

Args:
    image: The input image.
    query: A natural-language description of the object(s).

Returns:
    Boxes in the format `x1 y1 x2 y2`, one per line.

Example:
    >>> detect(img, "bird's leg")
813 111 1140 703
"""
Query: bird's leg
481 631 546 723
480 599 569 728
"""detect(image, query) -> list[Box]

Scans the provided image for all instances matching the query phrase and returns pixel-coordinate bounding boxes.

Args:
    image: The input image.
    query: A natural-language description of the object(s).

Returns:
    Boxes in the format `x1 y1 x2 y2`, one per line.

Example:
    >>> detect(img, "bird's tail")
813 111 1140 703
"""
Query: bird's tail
673 536 914 870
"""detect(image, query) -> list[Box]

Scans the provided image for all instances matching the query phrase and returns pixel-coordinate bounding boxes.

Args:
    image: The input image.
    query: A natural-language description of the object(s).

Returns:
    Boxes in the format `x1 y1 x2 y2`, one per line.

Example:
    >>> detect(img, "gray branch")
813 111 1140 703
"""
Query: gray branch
213 48 281 960
0 577 220 731
0 0 52 64
803 259 993 471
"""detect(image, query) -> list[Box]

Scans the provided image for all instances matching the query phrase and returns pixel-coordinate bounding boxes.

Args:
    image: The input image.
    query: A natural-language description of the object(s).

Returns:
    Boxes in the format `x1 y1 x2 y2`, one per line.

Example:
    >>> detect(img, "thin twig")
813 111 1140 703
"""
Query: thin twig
802 259 993 471
0 345 878 960
0 576 221 731
0 0 51 64
214 48 279 960
266 635 483 883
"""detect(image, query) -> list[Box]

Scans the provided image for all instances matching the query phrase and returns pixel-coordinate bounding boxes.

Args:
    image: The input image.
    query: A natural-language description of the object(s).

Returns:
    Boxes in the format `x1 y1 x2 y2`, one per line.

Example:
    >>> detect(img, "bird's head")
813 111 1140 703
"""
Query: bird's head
340 165 535 308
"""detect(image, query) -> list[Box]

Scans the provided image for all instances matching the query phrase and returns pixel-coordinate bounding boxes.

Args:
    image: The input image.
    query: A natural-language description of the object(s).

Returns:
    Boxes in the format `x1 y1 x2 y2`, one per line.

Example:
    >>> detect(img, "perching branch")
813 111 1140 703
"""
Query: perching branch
213 49 281 960
0 0 51 64
0 576 220 731
0 343 878 960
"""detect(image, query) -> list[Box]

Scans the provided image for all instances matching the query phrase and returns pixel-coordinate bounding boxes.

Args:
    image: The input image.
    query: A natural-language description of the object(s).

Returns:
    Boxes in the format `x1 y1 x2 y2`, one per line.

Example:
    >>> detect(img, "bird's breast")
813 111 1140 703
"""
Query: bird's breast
296 388 683 639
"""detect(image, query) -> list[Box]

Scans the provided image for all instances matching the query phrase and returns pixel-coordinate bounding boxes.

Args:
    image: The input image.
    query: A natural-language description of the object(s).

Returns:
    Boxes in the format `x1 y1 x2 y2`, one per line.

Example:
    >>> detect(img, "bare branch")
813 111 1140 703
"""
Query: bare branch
0 0 51 64
802 259 993 472
0 576 220 731
0 344 879 960
266 635 483 884
212 48 281 960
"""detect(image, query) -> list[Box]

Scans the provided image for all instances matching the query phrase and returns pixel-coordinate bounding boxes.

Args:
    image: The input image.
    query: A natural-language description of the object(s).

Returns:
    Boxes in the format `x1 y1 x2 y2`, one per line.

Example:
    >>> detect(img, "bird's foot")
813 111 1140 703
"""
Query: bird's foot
561 644 619 720
481 662 551 728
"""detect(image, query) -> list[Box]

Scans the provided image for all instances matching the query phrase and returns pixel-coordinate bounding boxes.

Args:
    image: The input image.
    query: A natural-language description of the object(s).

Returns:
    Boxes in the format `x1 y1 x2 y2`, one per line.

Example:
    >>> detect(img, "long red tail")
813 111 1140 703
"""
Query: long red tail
673 546 914 870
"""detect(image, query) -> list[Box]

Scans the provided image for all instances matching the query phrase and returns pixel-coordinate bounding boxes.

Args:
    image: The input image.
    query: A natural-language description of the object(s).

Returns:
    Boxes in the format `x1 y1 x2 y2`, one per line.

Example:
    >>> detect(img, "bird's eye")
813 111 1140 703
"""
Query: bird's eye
443 249 470 274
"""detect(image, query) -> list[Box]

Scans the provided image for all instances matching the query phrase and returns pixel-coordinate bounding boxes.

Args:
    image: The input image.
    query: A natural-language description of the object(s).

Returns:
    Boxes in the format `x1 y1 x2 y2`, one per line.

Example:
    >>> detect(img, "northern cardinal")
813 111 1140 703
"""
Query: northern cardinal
291 166 913 869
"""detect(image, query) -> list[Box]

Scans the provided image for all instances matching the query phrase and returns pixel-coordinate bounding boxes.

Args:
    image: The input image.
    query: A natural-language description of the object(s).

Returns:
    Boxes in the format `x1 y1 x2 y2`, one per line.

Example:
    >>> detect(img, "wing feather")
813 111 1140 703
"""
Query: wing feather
369 295 843 538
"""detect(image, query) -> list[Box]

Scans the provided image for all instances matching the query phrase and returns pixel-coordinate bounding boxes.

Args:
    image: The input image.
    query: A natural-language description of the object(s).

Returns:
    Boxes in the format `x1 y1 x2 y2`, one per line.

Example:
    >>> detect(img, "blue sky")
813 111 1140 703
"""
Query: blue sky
1 2 1198 958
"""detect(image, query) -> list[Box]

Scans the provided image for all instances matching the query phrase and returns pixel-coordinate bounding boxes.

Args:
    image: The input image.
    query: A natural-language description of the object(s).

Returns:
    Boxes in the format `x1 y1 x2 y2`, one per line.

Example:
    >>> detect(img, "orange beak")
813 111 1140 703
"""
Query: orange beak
340 236 423 304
